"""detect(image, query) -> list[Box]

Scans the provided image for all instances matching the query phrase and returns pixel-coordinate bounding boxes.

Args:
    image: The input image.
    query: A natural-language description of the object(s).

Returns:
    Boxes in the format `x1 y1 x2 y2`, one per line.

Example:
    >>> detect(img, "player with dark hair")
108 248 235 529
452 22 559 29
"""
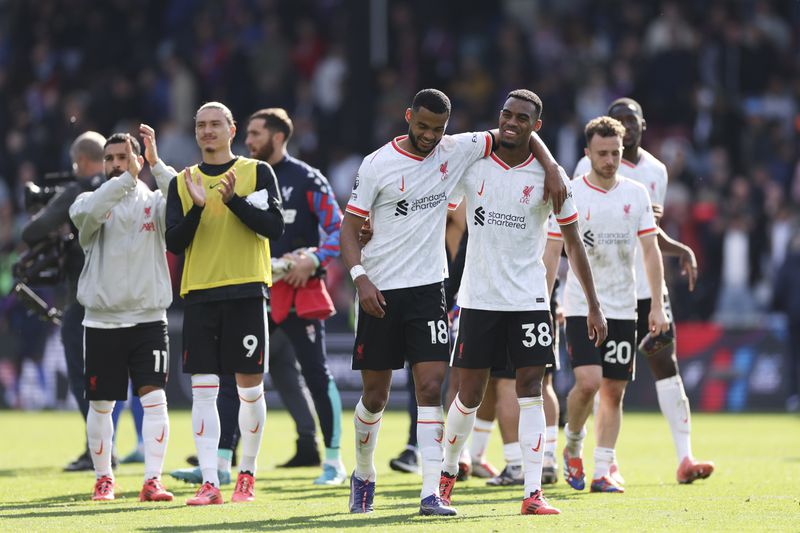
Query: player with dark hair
69 127 176 501
550 116 669 493
341 88 568 516
165 101 284 505
440 90 606 515
243 107 345 483
573 98 714 485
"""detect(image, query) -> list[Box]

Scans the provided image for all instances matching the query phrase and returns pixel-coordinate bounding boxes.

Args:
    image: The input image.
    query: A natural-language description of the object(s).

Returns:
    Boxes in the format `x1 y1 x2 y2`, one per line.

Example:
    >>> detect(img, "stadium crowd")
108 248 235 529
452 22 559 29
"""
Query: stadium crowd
0 0 798 408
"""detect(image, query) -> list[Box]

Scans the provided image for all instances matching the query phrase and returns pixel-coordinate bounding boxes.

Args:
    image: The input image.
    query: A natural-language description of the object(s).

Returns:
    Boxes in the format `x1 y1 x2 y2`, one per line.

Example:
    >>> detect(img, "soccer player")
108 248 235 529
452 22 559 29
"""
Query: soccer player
165 102 284 505
573 98 714 484
548 116 669 493
485 281 564 487
171 108 342 485
340 88 567 516
440 90 606 515
68 130 174 501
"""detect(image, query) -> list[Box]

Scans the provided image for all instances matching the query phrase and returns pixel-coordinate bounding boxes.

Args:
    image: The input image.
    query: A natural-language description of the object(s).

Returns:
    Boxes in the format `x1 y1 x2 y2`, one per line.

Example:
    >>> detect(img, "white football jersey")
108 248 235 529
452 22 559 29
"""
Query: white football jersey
346 132 492 291
550 175 656 319
574 149 668 300
450 154 577 311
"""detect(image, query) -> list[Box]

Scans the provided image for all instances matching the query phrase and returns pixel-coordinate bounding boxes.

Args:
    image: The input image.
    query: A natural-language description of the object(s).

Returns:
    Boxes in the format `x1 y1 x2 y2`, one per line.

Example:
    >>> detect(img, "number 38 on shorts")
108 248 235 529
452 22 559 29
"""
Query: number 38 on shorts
453 309 556 371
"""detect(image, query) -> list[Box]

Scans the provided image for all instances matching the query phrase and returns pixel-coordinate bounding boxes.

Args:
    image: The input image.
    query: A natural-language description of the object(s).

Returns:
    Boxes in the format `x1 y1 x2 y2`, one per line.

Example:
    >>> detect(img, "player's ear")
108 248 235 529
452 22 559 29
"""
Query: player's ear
584 147 590 158
533 119 542 132
405 108 412 124
230 123 237 140
641 118 647 133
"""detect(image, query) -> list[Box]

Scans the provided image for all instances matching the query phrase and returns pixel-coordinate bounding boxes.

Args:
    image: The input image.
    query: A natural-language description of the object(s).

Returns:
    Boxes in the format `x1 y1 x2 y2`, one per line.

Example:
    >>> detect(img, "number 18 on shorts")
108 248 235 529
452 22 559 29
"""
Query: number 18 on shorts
453 309 556 371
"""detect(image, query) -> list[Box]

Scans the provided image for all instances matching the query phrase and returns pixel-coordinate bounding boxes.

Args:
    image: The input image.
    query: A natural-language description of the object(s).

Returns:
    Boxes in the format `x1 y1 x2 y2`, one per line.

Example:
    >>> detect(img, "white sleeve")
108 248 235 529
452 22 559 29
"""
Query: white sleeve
636 188 658 237
452 131 493 165
652 162 668 210
554 168 578 225
345 158 378 219
69 173 136 248
150 159 177 197
547 215 563 241
447 174 466 210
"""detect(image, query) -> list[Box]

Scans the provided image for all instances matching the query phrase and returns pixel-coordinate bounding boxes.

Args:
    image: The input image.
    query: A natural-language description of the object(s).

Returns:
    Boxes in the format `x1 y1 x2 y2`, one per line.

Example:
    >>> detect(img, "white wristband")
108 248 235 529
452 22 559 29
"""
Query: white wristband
349 265 367 281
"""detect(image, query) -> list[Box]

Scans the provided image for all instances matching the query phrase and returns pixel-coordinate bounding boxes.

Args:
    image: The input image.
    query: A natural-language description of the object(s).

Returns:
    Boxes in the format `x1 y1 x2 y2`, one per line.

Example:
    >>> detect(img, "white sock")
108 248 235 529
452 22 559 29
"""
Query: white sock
544 425 558 459
519 396 546 496
87 400 115 478
442 395 477 476
237 384 266 475
594 446 615 479
141 389 169 481
191 374 221 486
656 376 693 462
354 398 382 481
418 405 445 499
470 418 494 463
503 442 522 467
564 423 586 457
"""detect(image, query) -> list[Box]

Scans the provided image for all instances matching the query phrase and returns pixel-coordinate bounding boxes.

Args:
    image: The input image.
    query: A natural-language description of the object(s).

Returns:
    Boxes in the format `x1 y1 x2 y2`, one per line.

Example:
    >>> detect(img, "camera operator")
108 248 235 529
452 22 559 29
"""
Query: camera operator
21 131 107 471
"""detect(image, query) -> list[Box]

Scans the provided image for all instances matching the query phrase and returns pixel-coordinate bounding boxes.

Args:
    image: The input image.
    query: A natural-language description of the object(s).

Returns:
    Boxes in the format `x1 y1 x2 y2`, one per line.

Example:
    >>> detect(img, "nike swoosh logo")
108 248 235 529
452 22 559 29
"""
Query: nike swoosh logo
399 175 405 192
434 435 443 444
531 434 542 452
208 182 220 190
249 422 260 434
477 180 485 197
448 436 457 445
360 432 370 445
94 441 104 455
155 428 165 443
195 420 205 437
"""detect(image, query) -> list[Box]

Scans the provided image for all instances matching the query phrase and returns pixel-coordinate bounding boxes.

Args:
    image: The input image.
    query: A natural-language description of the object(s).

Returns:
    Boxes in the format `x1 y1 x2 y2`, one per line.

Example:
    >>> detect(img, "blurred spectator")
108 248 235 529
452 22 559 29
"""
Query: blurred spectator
0 0 796 331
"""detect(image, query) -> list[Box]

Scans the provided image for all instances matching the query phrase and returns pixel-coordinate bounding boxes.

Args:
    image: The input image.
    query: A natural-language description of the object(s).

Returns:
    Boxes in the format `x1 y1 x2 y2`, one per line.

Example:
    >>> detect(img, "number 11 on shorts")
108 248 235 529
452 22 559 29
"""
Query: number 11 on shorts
152 350 168 373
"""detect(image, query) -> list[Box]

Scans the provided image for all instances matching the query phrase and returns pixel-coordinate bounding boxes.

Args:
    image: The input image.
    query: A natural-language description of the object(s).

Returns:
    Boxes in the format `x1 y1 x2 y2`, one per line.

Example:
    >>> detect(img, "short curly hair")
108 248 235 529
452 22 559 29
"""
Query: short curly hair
584 116 626 145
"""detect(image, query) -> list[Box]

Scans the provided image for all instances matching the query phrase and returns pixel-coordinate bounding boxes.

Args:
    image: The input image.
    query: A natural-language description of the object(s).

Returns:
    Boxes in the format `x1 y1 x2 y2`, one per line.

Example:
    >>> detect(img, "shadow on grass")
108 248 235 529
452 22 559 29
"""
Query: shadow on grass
0 502 174 519
141 510 490 532
0 466 57 478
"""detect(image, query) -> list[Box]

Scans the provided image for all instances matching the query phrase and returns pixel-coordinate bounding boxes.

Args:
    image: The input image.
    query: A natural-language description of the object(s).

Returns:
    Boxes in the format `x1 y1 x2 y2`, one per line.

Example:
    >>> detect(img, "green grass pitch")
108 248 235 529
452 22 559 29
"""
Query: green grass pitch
0 410 798 531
